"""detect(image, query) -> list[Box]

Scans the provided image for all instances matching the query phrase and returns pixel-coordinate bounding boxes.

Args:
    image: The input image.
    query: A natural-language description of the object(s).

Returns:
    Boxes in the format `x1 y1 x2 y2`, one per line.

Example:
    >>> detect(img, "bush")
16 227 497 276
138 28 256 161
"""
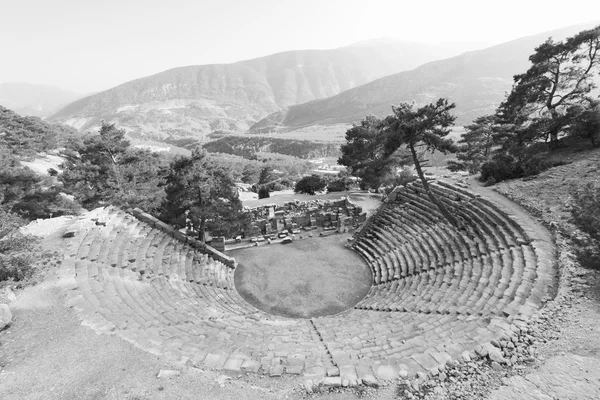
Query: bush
294 174 327 195
519 153 553 177
266 182 285 192
446 160 468 172
327 178 348 192
479 143 557 184
571 183 600 270
0 209 40 282
258 186 270 199
12 190 79 219
568 105 600 147
480 154 516 183
571 183 600 241
279 178 293 188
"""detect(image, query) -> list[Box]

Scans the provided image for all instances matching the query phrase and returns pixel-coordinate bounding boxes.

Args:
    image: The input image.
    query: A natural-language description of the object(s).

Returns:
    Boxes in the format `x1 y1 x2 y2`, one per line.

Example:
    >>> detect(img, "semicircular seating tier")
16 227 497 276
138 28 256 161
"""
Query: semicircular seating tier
57 179 556 385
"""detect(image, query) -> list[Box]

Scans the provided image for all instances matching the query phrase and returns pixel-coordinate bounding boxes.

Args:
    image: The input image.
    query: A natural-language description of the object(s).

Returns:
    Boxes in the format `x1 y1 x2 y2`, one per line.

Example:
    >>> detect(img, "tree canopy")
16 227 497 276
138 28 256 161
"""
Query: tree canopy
161 148 244 241
339 99 459 226
448 115 496 174
0 105 80 156
294 174 327 195
498 25 600 146
60 122 168 211
338 115 394 189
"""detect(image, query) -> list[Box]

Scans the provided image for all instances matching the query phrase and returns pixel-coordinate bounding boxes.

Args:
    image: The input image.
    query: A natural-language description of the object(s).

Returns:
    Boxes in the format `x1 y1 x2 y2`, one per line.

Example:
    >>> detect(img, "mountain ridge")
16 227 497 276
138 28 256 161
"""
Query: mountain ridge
251 22 600 130
48 40 473 141
0 83 83 118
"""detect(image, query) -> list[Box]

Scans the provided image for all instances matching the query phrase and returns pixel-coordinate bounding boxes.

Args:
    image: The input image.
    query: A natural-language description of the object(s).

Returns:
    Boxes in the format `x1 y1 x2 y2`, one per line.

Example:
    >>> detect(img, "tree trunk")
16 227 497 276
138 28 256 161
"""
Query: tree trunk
409 143 460 228
549 108 560 148
199 217 206 243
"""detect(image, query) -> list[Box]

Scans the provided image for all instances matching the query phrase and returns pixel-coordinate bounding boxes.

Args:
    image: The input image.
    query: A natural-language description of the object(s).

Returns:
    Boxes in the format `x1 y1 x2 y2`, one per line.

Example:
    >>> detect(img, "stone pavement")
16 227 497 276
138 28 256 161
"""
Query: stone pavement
55 180 557 388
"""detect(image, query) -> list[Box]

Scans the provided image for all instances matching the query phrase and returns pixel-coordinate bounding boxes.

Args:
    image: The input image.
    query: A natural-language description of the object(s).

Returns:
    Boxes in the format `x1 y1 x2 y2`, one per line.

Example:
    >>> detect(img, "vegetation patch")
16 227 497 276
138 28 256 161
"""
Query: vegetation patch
204 136 340 159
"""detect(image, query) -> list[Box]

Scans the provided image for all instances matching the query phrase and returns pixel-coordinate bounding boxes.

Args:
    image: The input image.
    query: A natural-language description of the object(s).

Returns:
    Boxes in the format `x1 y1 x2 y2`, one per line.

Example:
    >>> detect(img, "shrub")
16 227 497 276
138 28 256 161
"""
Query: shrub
446 160 468 172
327 178 348 192
12 190 79 219
258 186 270 199
480 154 516 183
279 178 293 188
479 143 558 184
571 183 600 241
571 183 600 270
567 105 600 147
294 174 327 195
266 182 285 192
0 209 40 282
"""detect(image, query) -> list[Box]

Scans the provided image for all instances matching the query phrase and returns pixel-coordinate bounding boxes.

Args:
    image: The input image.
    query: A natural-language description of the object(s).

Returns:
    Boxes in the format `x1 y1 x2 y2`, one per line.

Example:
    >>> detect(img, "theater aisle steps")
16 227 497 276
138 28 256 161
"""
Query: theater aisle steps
55 177 557 386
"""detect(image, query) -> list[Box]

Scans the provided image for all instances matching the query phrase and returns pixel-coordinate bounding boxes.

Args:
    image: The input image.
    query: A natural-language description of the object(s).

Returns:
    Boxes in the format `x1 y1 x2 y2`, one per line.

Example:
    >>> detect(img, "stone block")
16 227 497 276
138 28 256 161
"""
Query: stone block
269 364 284 377
339 364 358 387
411 352 438 370
204 353 227 369
240 359 261 373
223 356 245 371
287 353 305 366
303 365 326 381
285 365 303 375
157 369 180 379
322 376 342 388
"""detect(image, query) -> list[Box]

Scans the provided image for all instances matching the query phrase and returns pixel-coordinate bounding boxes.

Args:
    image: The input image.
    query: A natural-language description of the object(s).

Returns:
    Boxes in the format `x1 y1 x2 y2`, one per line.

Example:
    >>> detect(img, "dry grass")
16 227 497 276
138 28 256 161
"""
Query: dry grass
232 233 371 318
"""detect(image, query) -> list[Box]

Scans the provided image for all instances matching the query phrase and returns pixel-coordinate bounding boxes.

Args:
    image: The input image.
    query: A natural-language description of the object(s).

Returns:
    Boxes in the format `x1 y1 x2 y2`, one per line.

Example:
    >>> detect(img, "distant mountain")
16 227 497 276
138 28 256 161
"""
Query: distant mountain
0 83 82 118
49 40 470 141
252 23 600 131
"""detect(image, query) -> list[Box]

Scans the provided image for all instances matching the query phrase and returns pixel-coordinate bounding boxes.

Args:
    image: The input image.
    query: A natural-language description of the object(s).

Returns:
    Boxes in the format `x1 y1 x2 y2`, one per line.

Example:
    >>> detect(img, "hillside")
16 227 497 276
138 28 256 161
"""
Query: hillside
252 22 600 131
0 106 79 156
48 40 467 142
0 83 82 118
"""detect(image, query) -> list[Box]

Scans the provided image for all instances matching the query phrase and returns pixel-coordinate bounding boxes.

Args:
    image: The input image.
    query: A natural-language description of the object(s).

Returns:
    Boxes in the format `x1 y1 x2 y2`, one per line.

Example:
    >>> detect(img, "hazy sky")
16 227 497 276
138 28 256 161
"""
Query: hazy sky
1 0 598 93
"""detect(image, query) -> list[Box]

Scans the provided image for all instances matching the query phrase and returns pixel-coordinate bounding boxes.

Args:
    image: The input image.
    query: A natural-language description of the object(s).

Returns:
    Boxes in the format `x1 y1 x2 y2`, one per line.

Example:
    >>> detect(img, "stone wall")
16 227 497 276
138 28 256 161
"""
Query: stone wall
243 197 367 236
131 208 237 269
